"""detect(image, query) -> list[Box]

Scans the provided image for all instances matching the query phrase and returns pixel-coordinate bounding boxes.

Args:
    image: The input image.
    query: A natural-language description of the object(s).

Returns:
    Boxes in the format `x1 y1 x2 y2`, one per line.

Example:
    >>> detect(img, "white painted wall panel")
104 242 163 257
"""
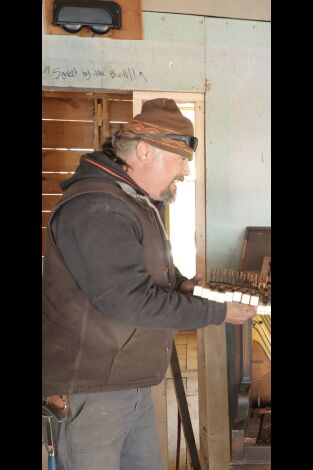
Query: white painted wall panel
143 12 205 44
42 12 205 92
204 18 271 270
143 0 271 22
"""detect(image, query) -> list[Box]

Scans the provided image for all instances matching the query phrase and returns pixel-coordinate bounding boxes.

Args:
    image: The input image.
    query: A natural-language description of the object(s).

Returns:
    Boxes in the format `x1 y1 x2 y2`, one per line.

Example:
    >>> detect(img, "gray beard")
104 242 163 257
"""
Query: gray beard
159 187 176 204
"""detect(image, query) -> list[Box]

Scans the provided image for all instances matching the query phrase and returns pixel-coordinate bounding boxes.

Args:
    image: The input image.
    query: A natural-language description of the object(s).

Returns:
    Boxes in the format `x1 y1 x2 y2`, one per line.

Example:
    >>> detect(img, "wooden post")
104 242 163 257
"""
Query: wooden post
203 324 230 469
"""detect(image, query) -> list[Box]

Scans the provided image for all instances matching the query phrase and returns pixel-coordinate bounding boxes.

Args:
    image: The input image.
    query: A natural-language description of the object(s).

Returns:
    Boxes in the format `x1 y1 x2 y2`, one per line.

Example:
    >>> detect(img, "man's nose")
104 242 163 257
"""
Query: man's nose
182 159 191 176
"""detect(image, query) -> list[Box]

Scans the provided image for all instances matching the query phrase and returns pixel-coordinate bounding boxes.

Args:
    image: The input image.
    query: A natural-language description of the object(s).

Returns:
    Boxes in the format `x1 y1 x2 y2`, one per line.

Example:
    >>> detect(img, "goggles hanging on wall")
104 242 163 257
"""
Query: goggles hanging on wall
52 0 122 35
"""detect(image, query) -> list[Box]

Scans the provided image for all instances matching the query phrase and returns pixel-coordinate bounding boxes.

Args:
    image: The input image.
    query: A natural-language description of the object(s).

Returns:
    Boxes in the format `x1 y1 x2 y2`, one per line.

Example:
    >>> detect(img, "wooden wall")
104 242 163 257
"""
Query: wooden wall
42 91 133 254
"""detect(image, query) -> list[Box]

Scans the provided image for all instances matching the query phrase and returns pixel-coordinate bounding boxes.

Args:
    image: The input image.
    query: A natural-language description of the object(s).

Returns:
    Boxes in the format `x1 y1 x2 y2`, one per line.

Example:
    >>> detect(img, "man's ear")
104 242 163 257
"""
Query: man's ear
136 140 152 164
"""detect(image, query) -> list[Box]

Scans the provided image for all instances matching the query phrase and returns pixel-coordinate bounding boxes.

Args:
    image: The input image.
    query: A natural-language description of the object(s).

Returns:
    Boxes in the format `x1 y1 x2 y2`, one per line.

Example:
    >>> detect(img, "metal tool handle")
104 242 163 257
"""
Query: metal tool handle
48 453 58 470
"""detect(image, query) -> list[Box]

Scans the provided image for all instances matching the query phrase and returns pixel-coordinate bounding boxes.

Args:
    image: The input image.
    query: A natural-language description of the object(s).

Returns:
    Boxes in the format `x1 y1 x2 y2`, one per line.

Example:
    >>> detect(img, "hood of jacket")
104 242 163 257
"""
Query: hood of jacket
61 148 142 189
60 148 165 211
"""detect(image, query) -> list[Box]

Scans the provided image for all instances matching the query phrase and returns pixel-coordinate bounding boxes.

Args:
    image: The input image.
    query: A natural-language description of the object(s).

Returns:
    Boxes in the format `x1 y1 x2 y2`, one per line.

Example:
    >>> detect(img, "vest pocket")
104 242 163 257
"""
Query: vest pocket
107 329 173 385
119 328 137 351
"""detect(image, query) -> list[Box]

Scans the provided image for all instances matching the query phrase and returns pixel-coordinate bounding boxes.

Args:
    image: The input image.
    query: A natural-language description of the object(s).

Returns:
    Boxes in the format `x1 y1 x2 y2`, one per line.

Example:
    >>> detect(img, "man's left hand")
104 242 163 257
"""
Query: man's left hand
178 274 202 294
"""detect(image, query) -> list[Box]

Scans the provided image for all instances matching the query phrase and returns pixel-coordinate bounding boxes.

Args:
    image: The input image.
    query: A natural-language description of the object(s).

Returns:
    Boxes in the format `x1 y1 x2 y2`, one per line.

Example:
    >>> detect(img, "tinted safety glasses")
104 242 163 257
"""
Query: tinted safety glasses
113 131 198 152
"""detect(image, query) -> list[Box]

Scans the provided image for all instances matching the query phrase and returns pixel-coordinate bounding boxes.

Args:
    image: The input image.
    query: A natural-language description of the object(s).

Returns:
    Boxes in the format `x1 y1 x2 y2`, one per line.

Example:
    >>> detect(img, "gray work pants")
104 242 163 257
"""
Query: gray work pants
57 387 164 470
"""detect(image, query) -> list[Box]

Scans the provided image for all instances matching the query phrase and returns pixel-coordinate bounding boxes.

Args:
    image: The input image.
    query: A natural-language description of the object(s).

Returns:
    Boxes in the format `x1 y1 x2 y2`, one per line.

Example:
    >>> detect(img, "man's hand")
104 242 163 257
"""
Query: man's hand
225 301 257 325
178 274 202 294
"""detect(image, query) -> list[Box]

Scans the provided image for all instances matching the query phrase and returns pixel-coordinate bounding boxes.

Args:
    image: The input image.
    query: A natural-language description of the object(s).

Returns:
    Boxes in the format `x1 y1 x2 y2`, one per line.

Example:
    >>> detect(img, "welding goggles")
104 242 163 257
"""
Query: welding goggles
113 131 198 152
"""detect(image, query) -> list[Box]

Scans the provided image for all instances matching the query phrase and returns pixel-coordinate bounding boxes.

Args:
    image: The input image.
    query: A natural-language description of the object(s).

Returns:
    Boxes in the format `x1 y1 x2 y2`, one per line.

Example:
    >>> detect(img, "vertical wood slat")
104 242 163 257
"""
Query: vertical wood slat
203 325 230 470
193 99 210 470
194 101 206 277
101 98 111 144
196 94 230 468
97 96 134 145
94 98 100 150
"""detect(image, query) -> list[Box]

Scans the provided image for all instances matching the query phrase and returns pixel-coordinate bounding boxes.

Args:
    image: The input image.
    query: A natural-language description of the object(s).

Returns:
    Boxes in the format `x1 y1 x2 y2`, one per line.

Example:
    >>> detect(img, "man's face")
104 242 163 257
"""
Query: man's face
151 150 191 203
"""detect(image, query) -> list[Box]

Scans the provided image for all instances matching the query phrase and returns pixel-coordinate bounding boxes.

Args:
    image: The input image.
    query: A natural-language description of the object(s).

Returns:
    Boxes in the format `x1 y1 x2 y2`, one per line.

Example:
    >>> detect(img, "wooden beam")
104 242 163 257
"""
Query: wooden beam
43 91 133 100
101 98 111 143
193 99 210 469
203 324 230 469
195 91 231 468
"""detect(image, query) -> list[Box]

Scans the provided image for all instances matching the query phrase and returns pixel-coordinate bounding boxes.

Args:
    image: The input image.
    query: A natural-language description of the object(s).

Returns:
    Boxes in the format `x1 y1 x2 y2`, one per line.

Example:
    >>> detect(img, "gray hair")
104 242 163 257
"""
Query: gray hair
112 136 138 164
113 136 165 165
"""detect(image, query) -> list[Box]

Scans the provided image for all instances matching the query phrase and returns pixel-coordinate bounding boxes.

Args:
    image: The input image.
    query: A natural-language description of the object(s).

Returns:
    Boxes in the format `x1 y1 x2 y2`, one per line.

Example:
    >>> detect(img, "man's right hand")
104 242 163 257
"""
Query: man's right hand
224 301 257 325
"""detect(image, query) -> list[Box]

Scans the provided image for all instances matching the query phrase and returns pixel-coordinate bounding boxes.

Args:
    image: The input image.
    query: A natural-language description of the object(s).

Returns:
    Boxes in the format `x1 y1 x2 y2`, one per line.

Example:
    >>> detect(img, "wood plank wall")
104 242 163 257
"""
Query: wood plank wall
42 91 133 254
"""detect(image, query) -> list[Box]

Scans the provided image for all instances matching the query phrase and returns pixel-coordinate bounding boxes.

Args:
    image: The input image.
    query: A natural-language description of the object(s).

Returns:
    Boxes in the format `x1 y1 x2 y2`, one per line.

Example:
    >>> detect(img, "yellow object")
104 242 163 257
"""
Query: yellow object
252 314 271 361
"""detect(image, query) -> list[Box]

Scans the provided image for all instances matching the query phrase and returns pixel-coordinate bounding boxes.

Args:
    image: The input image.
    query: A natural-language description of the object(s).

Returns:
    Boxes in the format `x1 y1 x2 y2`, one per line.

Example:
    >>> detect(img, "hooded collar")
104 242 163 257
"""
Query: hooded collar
59 149 164 211
60 150 145 195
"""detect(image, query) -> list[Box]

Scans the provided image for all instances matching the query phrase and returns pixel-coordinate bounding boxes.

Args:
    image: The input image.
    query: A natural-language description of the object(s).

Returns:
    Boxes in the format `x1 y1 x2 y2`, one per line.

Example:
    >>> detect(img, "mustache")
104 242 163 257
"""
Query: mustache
174 176 185 182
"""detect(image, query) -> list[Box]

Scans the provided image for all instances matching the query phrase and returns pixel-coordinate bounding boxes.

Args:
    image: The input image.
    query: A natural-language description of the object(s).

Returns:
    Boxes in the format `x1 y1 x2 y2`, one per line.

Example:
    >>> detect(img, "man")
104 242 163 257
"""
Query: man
42 98 256 470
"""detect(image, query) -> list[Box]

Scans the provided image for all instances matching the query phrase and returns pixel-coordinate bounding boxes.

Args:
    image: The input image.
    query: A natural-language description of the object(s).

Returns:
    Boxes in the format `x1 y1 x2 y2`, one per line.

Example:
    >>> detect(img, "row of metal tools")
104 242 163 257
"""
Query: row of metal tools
193 269 271 315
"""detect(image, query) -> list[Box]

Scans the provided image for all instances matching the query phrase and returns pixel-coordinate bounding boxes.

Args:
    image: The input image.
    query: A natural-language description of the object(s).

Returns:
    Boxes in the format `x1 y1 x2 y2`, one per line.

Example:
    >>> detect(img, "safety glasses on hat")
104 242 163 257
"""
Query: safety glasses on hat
113 131 198 152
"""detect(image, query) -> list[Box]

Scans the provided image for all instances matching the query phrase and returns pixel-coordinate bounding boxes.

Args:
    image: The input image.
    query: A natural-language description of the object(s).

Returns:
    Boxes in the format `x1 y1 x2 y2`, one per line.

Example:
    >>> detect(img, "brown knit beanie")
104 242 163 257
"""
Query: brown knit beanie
120 98 195 159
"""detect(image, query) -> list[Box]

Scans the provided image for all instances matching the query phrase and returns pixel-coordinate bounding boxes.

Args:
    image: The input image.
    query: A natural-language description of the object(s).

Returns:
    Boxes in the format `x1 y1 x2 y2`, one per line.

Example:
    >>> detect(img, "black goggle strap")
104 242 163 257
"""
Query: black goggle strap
113 131 198 152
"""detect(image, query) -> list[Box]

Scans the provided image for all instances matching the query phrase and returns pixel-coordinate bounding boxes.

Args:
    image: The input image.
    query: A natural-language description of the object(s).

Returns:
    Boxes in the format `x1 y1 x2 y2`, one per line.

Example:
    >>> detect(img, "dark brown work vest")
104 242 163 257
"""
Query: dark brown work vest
42 179 176 396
